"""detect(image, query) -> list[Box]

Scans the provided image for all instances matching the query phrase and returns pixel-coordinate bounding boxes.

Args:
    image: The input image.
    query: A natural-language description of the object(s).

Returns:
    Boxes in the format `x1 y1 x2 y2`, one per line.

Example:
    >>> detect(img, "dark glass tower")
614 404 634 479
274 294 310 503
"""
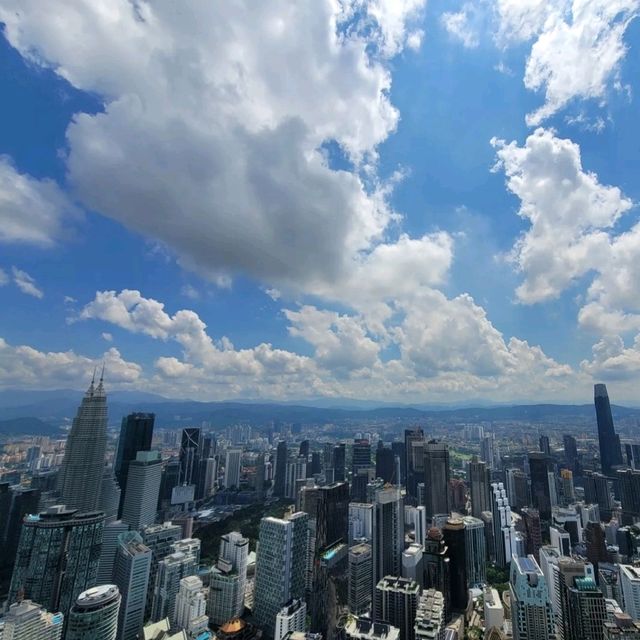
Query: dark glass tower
405 428 425 500
333 444 346 482
179 428 202 487
115 412 155 515
352 439 372 475
375 445 395 484
528 452 553 520
424 441 451 519
594 384 623 476
563 435 578 470
443 518 467 612
273 441 288 497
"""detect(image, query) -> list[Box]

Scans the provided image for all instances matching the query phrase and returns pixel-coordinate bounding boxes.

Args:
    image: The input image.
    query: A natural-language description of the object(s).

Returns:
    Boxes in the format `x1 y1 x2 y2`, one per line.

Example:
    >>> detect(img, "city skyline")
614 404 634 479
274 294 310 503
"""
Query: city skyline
1 2 640 405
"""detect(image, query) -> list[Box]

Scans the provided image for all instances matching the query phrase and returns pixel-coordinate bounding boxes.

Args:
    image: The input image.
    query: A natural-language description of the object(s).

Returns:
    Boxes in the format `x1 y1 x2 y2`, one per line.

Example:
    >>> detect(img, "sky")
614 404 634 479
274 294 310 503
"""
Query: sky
0 0 639 405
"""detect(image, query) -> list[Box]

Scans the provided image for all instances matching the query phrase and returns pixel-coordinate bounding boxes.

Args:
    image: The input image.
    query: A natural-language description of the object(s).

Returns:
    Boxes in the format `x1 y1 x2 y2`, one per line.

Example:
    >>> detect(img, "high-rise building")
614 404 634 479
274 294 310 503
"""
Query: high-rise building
483 587 504 632
274 441 288 497
521 508 542 561
2 486 41 569
556 558 598 640
414 589 445 640
115 413 155 516
151 549 199 623
423 528 451 622
141 522 183 620
443 518 467 611
349 542 374 616
253 512 309 635
203 456 219 498
505 468 531 512
121 451 162 531
402 544 423 586
405 506 427 547
490 482 515 568
97 520 130 584
405 429 425 500
0 600 64 640
255 453 266 500
334 444 346 482
179 428 202 493
353 440 372 475
481 435 495 469
423 441 450 520
566 576 607 640
374 576 420 640
468 456 491 518
584 471 613 520
564 435 578 470
56 376 108 512
100 467 122 524
391 442 406 486
510 555 555 640
376 445 395 484
560 469 575 506
528 453 553 520
617 469 640 525
374 487 404 582
349 503 375 545
9 505 105 616
113 532 152 640
595 384 624 476
174 576 209 640
285 457 307 499
539 435 551 456
462 515 486 587
275 599 307 640
65 585 121 640
224 449 243 489
619 565 640 621
344 618 400 640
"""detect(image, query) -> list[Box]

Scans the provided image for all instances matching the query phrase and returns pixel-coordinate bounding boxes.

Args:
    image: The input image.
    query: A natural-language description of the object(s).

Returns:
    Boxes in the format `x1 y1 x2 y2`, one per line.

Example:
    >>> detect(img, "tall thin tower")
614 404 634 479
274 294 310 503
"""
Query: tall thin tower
594 384 623 476
57 372 108 512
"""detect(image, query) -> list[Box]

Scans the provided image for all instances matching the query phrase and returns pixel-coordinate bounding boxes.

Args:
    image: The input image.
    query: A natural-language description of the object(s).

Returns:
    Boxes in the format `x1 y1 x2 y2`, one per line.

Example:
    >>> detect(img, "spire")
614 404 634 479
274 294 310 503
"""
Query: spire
96 362 106 397
86 368 96 397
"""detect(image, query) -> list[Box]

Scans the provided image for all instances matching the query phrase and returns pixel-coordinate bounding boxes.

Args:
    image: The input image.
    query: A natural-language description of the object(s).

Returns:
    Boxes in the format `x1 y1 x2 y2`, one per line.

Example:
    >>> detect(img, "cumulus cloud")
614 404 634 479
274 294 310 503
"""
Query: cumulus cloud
0 339 141 389
441 5 480 48
11 267 44 299
0 156 81 246
492 128 632 304
581 334 640 380
0 0 428 290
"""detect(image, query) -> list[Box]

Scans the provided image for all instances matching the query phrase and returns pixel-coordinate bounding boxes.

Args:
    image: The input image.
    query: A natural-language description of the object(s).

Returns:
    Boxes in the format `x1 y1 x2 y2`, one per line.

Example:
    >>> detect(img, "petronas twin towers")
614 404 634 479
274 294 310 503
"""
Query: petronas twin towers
57 372 109 512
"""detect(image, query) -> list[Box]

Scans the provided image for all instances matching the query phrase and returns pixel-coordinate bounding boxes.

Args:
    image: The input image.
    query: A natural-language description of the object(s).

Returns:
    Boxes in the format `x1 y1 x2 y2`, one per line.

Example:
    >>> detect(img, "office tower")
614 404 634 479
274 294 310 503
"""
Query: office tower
274 441 288 497
423 441 450 520
585 521 610 573
556 558 597 640
98 520 130 584
100 467 121 523
151 549 198 623
349 542 374 615
423 528 451 622
405 429 425 499
115 413 155 515
254 453 266 499
158 459 181 508
468 456 491 518
490 482 515 568
56 375 108 512
483 587 504 631
595 384 624 476
443 518 467 611
619 565 640 620
254 512 309 634
121 451 162 531
174 576 208 640
2 486 41 568
617 469 640 525
349 502 375 544
399 545 420 586
352 467 375 502
509 555 555 640
275 599 307 640
521 508 542 561
462 516 486 587
374 576 420 640
353 439 372 474
65 585 121 640
391 442 406 485
310 451 321 476
376 445 395 484
566 576 607 640
9 505 104 616
285 458 307 499
334 444 346 482
584 471 613 519
481 435 495 469
374 487 404 581
344 618 400 640
224 449 243 489
0 600 63 640
142 522 183 620
564 435 578 469
414 589 445 640
539 435 551 456
299 440 310 459
405 506 427 547
113 532 152 640
179 427 202 496
528 453 553 519
560 469 575 505
449 478 466 513
505 468 530 512
202 456 218 498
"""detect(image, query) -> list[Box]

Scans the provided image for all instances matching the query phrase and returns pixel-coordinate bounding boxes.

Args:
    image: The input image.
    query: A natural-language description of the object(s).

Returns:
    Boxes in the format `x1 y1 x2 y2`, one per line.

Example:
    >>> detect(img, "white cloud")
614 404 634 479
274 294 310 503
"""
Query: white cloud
101 332 113 342
11 267 44 299
0 338 141 389
495 0 559 44
0 0 426 291
0 268 8 286
441 4 480 48
180 285 200 301
581 334 640 380
492 128 632 304
0 156 80 246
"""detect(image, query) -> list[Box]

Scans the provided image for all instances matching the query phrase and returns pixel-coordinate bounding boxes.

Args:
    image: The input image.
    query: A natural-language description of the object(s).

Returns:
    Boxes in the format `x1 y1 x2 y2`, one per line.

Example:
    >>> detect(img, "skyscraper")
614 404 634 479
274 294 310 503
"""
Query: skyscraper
115 413 155 516
273 441 288 497
583 471 612 519
462 516 486 587
468 456 491 518
528 453 553 520
423 441 450 520
352 439 372 475
0 600 64 640
510 555 554 640
405 506 427 547
376 445 395 484
254 512 309 635
595 384 624 476
443 518 467 611
57 375 108 512
174 576 209 640
423 528 451 622
490 482 515 568
113 532 152 640
374 576 420 640
150 550 199 623
180 428 202 494
374 487 405 582
208 531 249 623
121 451 162 531
224 449 243 489
274 599 307 640
404 429 425 500
617 469 640 525
619 564 640 621
9 505 105 616
65 585 121 640
564 435 578 470
349 542 374 616
333 444 346 482
539 435 551 456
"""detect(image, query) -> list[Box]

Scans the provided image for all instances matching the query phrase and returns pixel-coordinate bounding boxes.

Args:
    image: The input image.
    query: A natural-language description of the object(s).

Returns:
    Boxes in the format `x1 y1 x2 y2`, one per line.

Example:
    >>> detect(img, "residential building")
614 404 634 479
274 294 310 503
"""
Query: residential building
0 600 63 640
374 576 420 640
65 585 121 640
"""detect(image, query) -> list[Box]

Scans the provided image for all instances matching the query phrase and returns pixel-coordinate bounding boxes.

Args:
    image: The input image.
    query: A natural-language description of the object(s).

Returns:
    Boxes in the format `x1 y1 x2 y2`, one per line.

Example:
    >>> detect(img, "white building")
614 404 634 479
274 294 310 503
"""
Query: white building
173 576 209 640
414 589 445 640
402 544 423 585
274 599 307 640
349 503 375 545
483 587 504 631
121 451 163 530
405 506 427 547
620 564 640 621
0 600 63 640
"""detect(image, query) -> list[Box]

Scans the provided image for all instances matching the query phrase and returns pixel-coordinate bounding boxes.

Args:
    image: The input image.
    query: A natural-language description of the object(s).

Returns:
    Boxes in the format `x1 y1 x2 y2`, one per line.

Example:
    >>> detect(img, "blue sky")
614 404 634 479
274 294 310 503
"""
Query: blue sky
1 0 639 404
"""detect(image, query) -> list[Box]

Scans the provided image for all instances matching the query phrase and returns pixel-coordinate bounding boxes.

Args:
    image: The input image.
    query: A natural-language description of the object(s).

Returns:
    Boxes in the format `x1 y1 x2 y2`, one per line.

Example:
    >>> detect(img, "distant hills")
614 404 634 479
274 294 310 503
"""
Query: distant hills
0 388 639 436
